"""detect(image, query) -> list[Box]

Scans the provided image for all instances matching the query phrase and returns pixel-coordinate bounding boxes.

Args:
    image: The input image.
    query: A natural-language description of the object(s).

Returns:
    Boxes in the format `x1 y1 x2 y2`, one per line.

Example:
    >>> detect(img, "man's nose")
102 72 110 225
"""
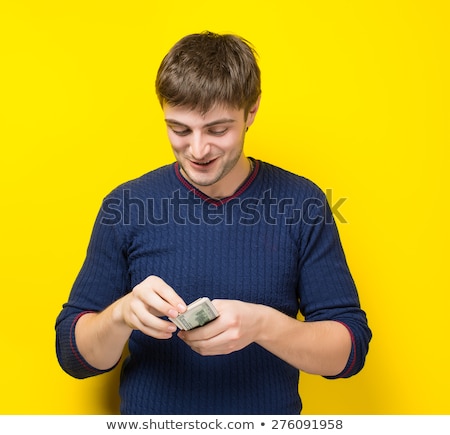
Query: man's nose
189 133 211 160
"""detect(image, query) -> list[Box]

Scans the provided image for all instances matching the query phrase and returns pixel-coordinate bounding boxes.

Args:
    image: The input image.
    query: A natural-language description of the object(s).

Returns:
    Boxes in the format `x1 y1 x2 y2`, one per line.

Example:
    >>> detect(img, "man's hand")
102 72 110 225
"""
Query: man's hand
116 275 187 339
75 275 187 370
177 298 352 377
177 299 262 355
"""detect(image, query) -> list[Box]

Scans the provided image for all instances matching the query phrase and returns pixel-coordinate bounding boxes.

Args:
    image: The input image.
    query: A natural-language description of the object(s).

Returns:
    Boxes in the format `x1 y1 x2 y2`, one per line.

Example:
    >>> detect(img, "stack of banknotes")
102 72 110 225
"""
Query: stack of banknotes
169 297 219 330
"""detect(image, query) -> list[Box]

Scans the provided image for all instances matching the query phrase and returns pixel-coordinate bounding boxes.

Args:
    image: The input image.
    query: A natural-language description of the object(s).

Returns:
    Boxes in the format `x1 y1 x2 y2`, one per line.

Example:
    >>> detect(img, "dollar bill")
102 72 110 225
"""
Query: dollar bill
169 297 219 330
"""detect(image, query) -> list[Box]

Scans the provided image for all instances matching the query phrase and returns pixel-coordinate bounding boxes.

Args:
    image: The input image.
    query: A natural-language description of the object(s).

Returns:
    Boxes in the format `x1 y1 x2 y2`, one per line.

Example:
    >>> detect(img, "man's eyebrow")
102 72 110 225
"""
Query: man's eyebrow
204 118 236 127
164 118 236 127
164 119 187 127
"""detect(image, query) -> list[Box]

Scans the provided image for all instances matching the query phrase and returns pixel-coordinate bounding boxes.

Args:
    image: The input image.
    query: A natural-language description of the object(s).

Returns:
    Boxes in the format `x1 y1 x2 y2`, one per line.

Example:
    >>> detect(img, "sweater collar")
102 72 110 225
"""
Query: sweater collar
174 158 260 206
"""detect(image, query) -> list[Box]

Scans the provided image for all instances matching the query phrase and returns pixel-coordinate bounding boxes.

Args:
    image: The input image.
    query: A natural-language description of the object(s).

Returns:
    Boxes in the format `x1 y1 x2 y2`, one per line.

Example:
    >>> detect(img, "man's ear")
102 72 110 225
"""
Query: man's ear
246 95 261 128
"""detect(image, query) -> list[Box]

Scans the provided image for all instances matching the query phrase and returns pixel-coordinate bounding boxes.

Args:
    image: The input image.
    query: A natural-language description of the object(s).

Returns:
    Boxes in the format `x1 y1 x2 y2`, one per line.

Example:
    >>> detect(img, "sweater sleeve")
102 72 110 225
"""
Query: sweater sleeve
297 185 372 379
55 196 130 379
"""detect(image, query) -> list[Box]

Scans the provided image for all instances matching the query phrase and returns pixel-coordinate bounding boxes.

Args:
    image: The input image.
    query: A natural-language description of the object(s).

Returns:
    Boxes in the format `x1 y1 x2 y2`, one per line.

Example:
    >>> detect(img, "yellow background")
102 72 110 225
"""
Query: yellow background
1 0 449 414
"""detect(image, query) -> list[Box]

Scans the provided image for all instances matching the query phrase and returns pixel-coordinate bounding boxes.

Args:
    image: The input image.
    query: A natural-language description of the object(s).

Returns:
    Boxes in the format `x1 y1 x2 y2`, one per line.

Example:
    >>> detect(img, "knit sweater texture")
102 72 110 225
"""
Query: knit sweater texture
55 159 371 414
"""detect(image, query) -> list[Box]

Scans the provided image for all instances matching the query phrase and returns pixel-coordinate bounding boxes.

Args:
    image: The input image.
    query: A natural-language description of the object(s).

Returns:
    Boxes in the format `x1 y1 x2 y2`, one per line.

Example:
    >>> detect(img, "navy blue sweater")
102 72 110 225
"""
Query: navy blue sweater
55 160 371 414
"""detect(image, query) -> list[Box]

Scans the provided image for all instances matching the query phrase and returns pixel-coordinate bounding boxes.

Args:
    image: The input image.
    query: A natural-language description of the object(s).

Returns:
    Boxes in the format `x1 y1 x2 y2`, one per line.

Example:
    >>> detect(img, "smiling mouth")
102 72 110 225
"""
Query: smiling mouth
191 158 217 167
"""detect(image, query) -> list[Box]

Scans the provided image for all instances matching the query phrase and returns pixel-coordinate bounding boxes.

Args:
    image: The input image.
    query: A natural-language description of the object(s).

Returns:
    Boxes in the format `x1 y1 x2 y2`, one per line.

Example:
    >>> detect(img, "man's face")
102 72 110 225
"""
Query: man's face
163 102 258 198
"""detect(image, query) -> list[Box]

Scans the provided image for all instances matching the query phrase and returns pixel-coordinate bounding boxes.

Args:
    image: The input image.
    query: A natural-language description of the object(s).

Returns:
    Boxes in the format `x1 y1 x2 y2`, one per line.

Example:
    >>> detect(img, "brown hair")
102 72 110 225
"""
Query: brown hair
155 31 261 117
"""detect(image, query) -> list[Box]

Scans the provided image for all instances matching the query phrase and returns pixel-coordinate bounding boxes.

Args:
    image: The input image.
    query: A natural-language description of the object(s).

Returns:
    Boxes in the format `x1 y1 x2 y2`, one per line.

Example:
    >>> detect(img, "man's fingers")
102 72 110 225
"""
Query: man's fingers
140 275 187 316
128 308 177 339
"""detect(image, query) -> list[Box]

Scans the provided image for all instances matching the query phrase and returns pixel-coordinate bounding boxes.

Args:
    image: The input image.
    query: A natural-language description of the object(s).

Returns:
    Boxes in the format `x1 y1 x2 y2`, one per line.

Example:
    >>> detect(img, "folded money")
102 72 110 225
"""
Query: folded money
169 297 219 330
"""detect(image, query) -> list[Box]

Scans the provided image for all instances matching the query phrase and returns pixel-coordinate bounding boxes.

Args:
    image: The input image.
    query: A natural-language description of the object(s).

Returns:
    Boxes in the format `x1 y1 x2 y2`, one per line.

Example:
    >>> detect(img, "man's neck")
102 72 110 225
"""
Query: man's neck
180 155 252 199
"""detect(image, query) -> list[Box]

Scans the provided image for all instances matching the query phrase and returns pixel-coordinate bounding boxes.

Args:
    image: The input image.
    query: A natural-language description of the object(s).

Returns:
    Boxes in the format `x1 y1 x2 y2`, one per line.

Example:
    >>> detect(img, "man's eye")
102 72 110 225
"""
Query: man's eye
172 128 191 136
209 128 228 136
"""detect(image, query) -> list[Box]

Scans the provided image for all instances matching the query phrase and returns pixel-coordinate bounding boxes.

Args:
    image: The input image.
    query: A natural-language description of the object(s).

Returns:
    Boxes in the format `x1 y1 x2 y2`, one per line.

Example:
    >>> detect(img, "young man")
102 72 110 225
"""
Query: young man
56 31 371 414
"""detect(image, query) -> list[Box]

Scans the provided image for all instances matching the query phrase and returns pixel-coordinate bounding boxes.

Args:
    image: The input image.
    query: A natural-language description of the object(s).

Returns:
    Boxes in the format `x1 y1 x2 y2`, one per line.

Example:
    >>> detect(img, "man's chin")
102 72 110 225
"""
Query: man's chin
185 174 221 188
179 166 221 188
